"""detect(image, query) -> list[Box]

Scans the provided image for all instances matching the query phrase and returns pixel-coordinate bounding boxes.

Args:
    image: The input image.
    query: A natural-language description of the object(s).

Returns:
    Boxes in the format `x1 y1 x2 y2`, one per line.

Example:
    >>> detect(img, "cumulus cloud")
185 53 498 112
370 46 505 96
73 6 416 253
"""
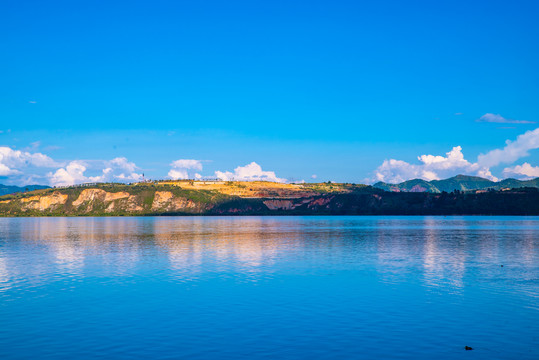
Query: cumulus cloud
109 157 138 173
215 162 286 182
48 161 88 187
0 145 143 186
503 163 539 179
370 127 539 183
0 163 14 176
0 146 58 176
168 159 203 180
371 146 489 183
92 157 143 183
48 157 143 186
477 113 535 124
168 169 189 180
418 146 473 170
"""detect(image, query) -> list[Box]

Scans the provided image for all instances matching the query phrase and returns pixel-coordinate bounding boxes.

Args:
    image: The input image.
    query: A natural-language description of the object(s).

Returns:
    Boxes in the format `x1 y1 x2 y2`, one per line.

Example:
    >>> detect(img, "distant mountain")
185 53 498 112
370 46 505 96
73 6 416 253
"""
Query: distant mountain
373 178 439 193
0 184 50 196
373 175 539 193
431 175 497 192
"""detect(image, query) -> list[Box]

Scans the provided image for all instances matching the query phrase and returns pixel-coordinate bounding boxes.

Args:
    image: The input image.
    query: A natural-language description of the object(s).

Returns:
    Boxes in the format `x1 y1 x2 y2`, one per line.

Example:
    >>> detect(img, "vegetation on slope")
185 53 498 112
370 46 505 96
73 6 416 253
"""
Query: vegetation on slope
1 180 539 216
374 174 539 193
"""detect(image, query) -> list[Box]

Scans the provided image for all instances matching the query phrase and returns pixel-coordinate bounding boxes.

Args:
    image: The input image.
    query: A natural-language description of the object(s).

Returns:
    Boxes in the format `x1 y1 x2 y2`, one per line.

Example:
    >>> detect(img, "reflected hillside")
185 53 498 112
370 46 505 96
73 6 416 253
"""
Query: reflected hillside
0 217 537 292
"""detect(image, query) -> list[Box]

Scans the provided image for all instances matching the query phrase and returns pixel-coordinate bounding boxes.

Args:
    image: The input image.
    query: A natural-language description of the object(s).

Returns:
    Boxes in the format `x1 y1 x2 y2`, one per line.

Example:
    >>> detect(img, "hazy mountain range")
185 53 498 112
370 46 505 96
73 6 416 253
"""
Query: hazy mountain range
373 175 539 193
0 184 50 196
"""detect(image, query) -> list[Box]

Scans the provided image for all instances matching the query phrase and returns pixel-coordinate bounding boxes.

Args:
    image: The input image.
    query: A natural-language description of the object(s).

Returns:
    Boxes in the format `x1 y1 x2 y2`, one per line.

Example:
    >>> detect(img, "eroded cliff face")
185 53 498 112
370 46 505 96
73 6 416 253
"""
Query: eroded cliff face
72 189 130 206
21 192 69 211
71 189 143 213
0 187 211 215
152 191 197 212
0 192 68 212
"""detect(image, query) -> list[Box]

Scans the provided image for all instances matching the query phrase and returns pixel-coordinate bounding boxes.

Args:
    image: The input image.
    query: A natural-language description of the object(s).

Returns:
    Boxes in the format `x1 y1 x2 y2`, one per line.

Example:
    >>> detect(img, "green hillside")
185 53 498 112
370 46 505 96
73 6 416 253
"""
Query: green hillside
2 181 539 216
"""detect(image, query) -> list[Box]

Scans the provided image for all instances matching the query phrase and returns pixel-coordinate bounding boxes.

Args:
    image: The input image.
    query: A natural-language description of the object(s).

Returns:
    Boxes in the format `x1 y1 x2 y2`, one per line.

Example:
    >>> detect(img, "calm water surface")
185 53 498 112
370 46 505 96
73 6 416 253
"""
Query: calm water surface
0 216 538 359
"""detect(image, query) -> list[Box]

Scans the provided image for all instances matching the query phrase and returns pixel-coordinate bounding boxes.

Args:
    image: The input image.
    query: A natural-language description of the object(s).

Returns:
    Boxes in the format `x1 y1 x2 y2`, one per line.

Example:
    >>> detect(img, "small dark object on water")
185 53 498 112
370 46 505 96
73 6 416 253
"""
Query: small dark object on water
465 346 473 351
501 265 504 267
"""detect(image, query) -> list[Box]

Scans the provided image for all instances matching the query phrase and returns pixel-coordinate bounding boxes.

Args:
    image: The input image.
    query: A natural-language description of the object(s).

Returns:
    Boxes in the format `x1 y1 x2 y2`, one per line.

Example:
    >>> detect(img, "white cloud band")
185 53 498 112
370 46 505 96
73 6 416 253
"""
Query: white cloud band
215 162 286 182
370 127 539 183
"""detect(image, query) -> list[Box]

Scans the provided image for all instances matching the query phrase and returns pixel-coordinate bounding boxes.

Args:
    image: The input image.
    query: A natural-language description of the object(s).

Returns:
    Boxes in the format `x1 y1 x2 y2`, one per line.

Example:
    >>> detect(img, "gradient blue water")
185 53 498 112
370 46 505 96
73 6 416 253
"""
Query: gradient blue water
0 216 538 359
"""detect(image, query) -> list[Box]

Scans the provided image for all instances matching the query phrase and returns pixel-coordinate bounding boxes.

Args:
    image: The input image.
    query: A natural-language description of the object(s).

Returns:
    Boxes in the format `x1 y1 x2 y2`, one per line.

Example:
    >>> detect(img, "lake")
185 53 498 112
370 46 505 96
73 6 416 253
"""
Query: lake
0 216 538 359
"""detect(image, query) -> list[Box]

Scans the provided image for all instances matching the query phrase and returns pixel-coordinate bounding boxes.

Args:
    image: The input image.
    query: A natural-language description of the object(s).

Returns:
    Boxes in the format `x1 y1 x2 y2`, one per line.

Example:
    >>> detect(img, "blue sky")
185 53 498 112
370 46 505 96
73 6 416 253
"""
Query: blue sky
1 0 539 185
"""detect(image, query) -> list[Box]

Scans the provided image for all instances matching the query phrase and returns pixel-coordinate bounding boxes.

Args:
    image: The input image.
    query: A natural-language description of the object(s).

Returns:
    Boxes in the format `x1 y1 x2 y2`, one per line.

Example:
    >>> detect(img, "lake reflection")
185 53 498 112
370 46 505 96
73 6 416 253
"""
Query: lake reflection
0 216 538 359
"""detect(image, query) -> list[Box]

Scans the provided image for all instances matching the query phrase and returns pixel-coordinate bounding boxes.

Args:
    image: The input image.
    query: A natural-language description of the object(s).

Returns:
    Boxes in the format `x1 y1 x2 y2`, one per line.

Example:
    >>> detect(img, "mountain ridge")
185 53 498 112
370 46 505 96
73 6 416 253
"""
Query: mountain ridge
0 184 50 196
373 175 539 193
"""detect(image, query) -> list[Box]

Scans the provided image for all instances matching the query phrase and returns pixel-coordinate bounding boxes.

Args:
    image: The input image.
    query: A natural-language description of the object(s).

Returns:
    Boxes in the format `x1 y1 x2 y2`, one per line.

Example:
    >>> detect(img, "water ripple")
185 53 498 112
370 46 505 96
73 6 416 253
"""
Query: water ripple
0 216 538 359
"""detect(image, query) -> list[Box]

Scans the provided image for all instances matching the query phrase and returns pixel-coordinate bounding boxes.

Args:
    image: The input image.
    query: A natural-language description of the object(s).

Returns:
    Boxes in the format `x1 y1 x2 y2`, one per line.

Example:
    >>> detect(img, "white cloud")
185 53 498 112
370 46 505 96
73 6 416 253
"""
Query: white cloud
0 146 58 169
215 162 286 182
0 163 15 176
372 159 433 184
0 145 143 186
168 159 203 180
418 146 473 170
503 163 539 179
477 113 535 124
477 128 539 168
89 157 143 183
109 157 138 173
370 127 539 184
48 161 88 187
0 146 59 177
370 146 491 183
170 159 202 170
168 169 189 180
48 157 143 186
